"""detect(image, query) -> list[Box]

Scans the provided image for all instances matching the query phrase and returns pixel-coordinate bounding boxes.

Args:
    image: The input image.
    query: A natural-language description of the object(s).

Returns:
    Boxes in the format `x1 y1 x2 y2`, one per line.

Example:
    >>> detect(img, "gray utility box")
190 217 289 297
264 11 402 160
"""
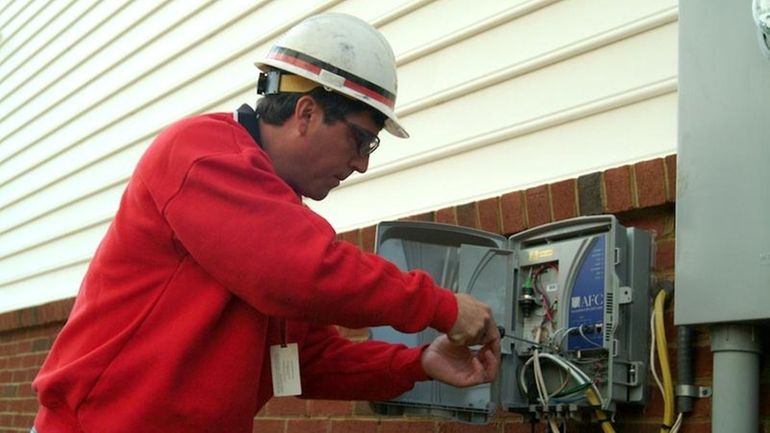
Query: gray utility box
676 0 770 325
370 215 652 423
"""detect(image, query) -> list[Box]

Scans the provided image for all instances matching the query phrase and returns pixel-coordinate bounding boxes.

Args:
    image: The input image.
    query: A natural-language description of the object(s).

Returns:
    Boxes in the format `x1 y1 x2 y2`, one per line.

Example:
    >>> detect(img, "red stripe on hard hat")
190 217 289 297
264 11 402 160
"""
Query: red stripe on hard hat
341 79 394 109
269 51 323 75
267 50 395 110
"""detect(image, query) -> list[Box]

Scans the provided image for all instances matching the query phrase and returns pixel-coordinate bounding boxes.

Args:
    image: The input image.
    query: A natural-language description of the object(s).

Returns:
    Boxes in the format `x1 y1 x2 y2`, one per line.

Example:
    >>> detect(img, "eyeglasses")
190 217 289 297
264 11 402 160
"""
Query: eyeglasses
341 119 380 156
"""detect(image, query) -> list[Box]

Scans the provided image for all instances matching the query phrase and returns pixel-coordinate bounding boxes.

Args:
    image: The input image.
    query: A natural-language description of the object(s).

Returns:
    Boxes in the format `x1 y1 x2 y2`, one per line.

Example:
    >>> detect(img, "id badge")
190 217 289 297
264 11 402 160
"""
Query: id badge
270 343 302 397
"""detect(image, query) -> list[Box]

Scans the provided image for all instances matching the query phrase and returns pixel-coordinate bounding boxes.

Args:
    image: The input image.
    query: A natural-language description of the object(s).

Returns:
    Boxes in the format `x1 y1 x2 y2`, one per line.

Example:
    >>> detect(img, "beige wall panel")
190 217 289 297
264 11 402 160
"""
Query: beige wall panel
0 183 123 258
373 1 676 167
0 0 426 207
0 0 50 50
0 223 108 288
0 0 80 77
0 0 679 310
0 0 432 309
0 262 90 314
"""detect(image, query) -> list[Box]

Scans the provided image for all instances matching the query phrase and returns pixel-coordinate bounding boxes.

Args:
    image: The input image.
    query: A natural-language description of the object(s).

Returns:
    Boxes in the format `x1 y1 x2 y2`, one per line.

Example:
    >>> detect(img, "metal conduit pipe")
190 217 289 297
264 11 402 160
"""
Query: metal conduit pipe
675 326 694 414
710 324 762 433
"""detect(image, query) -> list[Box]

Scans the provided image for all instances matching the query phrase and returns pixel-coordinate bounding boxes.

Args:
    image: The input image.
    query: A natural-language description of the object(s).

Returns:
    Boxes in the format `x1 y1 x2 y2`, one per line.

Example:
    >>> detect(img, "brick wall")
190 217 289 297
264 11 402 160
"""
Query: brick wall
1 155 768 433
0 299 73 433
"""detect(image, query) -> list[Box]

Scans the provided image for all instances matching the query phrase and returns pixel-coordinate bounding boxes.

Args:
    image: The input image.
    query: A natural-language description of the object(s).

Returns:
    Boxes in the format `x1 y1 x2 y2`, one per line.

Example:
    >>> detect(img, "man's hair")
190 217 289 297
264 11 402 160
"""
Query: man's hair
255 86 386 129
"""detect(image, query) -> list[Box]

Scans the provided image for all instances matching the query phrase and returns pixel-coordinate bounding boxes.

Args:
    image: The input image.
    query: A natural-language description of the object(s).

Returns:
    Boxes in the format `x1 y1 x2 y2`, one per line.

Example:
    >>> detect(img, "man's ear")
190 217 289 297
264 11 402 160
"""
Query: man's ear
294 95 316 136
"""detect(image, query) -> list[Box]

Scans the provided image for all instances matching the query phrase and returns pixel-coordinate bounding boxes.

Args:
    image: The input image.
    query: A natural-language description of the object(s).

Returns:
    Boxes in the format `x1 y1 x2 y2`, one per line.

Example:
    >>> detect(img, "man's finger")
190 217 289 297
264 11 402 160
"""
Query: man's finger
482 347 499 381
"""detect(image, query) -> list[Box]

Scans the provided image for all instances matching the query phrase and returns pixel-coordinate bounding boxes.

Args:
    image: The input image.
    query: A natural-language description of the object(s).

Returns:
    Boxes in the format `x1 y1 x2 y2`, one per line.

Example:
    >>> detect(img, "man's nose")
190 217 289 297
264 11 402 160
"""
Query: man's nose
350 153 369 173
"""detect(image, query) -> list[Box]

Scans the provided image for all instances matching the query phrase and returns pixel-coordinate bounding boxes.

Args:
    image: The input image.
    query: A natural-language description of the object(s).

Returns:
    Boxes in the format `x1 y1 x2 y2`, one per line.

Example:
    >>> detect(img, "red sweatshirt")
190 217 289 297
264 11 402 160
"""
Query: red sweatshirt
32 112 458 433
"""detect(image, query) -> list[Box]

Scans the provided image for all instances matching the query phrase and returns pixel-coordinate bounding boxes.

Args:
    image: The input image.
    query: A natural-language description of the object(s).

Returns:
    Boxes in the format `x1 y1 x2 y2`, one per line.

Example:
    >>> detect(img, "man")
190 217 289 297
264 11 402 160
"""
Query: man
32 13 500 433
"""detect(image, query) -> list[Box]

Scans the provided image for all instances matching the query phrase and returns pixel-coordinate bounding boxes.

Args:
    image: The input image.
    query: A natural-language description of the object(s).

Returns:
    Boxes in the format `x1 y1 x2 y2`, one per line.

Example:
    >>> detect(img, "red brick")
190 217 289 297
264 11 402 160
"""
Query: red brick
336 326 369 340
38 298 75 323
493 406 524 420
19 354 37 368
19 397 38 413
549 179 577 221
12 413 35 428
665 154 677 202
478 197 501 234
634 158 667 208
435 207 457 225
612 422 660 433
16 340 31 354
693 345 713 379
456 202 479 228
361 226 376 254
338 230 361 248
17 309 38 329
353 401 376 416
252 419 284 433
403 212 434 222
438 421 497 433
690 384 712 417
0 413 12 426
16 383 34 397
30 337 51 352
525 185 551 228
644 385 665 417
654 239 675 272
265 397 306 417
8 355 21 369
286 419 329 433
1 385 16 398
502 421 536 433
255 404 268 418
308 399 353 417
500 191 525 234
678 421 712 433
330 420 378 433
604 165 634 213
380 421 435 433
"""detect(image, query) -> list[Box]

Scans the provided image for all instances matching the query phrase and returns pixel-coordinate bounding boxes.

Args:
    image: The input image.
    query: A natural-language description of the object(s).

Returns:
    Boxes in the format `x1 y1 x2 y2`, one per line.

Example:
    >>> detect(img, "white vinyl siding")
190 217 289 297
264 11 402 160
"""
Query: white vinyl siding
0 0 678 313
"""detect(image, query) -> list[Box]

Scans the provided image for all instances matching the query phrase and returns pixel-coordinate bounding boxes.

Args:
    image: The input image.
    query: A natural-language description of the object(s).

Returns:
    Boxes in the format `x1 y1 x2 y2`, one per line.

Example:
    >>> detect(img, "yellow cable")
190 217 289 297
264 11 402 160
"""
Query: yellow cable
585 387 616 433
654 290 675 432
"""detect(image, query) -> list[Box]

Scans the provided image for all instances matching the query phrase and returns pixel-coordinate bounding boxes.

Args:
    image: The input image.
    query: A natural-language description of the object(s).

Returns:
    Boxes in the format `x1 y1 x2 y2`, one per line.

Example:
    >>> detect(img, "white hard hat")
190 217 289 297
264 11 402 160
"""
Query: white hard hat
256 13 408 138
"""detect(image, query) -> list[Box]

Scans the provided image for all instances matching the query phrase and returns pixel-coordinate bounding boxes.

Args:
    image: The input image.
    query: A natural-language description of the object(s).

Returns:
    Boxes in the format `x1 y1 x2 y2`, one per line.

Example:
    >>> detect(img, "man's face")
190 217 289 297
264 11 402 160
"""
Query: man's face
291 109 379 201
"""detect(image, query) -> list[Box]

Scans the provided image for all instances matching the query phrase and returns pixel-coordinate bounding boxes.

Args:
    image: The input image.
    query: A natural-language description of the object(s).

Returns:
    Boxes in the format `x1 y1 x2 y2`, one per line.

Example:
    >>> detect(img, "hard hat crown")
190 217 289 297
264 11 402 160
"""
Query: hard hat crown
256 13 408 138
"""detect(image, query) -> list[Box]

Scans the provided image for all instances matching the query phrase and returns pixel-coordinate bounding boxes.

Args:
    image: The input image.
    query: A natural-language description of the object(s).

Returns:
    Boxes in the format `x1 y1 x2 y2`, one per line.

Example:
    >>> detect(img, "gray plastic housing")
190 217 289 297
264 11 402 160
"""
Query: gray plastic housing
370 222 523 423
369 215 651 423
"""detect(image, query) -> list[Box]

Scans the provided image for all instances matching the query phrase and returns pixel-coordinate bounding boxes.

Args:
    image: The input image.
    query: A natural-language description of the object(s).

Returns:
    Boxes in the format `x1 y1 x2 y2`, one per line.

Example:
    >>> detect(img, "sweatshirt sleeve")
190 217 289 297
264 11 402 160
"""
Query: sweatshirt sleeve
297 324 430 401
147 123 458 334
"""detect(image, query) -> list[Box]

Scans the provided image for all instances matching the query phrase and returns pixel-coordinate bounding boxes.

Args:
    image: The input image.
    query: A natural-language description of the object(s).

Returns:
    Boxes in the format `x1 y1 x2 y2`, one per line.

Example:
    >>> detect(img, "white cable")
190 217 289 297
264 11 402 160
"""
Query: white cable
533 327 549 407
538 353 604 408
578 325 603 348
652 309 683 433
553 326 579 350
670 412 683 433
533 349 547 405
548 417 561 433
649 312 665 397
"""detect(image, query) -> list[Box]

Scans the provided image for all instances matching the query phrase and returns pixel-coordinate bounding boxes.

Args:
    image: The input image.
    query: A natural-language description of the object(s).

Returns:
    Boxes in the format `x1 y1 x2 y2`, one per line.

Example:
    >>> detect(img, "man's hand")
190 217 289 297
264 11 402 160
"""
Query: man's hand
447 293 498 346
420 334 501 387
